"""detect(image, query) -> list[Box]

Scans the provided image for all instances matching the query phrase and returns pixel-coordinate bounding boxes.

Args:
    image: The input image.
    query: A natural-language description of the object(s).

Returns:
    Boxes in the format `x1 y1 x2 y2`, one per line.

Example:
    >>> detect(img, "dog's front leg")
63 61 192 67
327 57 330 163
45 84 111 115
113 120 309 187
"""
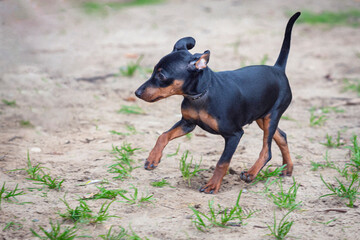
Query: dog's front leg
200 130 244 194
145 119 195 170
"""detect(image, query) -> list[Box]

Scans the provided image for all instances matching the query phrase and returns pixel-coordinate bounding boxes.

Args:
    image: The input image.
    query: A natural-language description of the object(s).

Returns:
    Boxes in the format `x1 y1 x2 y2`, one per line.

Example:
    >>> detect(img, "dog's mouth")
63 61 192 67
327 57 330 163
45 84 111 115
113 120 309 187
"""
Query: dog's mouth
149 96 165 102
138 94 165 103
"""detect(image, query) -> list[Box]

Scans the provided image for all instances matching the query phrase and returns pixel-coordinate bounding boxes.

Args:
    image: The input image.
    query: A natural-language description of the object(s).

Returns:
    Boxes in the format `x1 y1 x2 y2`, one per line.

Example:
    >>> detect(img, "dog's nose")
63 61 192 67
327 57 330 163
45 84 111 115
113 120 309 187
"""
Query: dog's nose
135 88 142 98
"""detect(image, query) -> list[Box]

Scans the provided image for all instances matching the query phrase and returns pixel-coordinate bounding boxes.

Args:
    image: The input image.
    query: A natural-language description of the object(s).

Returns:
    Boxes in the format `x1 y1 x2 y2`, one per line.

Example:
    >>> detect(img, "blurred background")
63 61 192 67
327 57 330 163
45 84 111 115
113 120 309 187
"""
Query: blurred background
1 0 359 77
1 1 360 239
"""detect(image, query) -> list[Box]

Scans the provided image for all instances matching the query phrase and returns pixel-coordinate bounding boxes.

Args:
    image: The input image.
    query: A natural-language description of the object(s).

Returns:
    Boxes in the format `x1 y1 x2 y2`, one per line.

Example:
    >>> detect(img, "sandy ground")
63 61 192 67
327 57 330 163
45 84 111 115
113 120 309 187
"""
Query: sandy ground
1 0 360 239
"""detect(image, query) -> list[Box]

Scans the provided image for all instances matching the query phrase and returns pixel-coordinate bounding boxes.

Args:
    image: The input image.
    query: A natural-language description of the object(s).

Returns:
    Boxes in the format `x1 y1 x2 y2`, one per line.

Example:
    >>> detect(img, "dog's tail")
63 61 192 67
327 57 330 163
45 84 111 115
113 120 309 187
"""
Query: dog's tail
274 12 301 71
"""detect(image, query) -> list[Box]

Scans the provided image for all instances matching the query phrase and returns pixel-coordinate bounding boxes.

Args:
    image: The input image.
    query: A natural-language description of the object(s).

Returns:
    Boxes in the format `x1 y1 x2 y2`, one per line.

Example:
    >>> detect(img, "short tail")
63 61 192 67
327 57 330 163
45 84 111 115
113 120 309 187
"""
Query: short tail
274 12 301 70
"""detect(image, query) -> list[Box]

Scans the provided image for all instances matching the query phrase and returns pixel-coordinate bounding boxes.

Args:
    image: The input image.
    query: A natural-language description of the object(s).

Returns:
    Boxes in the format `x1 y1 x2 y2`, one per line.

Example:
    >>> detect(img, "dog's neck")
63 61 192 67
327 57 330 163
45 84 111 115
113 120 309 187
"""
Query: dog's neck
184 68 212 101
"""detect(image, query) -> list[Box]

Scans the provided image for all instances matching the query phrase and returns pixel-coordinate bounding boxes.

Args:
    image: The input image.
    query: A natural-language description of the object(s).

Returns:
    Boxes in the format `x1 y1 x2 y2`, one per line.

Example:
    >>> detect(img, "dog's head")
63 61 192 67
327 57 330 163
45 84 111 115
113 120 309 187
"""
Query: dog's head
135 37 210 102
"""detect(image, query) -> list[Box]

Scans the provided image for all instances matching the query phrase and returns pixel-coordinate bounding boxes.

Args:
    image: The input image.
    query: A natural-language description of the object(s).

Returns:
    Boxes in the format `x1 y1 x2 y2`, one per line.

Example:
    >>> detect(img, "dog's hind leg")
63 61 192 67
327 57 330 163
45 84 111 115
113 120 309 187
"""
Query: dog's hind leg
240 113 284 183
255 118 293 176
275 128 293 176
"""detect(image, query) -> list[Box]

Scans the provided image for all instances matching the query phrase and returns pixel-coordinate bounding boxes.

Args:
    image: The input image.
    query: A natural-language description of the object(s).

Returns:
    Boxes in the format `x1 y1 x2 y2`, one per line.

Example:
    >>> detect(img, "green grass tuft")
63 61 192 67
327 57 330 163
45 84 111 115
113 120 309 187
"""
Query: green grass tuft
108 143 140 180
84 186 128 200
179 151 206 187
119 55 144 77
166 144 180 158
82 0 164 16
2 99 17 107
59 197 118 223
185 133 193 140
99 225 127 240
310 151 336 171
20 120 34 128
117 105 145 115
11 152 64 190
259 54 269 65
267 206 296 240
308 106 344 127
321 131 344 148
31 174 65 190
267 177 301 210
346 135 360 171
252 165 286 185
117 185 154 205
2 221 23 231
98 224 150 239
0 183 25 208
150 178 174 188
110 124 138 136
281 115 296 121
320 173 360 208
189 190 255 231
343 78 360 96
309 107 328 127
25 151 45 179
31 220 79 240
297 10 360 27
59 197 93 223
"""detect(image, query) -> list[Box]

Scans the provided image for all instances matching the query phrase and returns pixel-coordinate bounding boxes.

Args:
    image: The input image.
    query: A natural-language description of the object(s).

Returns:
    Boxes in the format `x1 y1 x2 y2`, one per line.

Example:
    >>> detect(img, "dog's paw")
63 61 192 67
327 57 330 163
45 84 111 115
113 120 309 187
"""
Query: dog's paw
240 171 255 183
144 159 160 170
279 164 293 177
199 181 221 194
280 170 293 177
199 185 217 194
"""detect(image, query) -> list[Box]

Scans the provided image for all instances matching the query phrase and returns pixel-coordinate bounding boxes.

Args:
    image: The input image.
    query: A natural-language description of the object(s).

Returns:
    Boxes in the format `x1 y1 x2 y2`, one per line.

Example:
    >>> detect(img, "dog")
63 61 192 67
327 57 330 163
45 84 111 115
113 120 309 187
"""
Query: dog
135 12 301 193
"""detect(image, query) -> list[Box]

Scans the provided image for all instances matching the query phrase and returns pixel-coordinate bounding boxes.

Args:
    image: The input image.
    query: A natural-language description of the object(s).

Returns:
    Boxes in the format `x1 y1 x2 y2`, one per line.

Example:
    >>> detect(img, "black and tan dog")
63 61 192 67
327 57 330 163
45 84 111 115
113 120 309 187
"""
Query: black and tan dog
135 12 301 193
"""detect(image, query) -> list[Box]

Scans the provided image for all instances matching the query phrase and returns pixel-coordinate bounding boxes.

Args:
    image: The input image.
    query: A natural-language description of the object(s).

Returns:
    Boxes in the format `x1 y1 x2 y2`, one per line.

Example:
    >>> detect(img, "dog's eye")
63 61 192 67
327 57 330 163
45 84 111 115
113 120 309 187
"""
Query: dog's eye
157 72 166 81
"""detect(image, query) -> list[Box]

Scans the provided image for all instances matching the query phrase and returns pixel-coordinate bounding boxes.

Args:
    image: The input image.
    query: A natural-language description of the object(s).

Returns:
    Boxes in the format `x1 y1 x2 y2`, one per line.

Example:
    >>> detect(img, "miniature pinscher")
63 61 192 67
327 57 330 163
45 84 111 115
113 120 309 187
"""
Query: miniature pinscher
135 12 301 193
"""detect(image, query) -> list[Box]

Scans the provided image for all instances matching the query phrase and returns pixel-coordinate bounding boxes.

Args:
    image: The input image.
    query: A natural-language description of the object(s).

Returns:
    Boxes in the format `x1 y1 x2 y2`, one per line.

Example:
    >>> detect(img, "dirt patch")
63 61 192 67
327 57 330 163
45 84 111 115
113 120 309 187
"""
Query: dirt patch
1 0 360 239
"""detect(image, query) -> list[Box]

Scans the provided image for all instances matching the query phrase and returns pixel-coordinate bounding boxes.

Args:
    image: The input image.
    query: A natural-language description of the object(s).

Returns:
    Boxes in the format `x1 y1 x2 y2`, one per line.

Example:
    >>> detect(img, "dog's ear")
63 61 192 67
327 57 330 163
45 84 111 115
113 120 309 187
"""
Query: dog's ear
173 37 196 52
188 50 210 72
195 50 210 70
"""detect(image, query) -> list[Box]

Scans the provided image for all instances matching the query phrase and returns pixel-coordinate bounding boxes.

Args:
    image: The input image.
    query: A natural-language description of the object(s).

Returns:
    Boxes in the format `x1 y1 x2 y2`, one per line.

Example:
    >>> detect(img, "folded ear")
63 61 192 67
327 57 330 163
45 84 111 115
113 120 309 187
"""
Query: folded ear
173 37 196 52
195 50 210 70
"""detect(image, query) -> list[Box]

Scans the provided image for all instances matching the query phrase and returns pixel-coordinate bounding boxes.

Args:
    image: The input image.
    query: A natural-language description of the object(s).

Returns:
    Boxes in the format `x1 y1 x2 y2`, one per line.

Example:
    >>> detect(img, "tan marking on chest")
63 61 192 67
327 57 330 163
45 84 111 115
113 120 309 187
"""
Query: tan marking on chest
181 108 198 120
182 109 219 132
199 110 219 132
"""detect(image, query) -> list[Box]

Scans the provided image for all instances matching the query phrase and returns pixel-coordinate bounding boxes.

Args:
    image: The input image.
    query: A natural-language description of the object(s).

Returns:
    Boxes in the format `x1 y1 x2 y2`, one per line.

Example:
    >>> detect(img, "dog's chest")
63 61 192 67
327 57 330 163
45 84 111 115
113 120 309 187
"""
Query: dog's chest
181 108 219 133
